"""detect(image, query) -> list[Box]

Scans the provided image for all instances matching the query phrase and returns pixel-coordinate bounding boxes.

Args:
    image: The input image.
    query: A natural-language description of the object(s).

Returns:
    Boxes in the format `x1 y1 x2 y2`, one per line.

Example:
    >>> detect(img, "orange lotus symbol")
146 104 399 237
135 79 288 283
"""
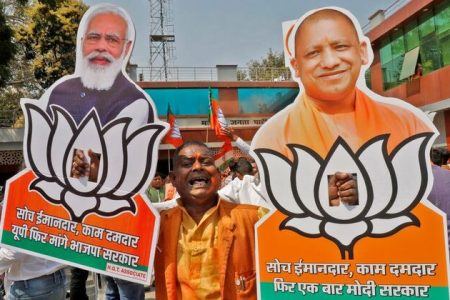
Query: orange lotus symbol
255 133 433 259
23 103 165 221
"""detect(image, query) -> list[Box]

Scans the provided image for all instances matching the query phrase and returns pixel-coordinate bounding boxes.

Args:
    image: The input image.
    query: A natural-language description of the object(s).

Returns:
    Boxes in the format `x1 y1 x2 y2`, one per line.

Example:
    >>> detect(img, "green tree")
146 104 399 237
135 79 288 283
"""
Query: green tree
0 0 30 128
237 68 248 81
0 2 16 88
246 49 290 81
2 0 37 93
16 0 87 88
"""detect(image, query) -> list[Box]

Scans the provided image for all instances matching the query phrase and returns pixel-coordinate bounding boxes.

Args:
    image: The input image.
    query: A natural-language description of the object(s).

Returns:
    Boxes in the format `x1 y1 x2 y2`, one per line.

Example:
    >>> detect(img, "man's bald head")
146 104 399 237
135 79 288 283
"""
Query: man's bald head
288 7 370 107
294 9 360 57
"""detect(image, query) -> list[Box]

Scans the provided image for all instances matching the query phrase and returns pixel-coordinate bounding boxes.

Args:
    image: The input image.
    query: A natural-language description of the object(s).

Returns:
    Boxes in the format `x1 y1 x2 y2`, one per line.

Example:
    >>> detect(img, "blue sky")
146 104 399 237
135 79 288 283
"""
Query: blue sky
84 0 396 67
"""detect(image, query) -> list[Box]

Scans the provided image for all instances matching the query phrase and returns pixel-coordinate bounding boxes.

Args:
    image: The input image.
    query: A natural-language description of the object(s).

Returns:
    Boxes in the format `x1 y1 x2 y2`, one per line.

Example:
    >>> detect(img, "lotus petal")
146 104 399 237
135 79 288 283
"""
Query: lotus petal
282 216 321 236
98 197 133 214
97 119 128 194
388 134 430 214
30 179 64 203
64 191 97 218
324 221 368 246
23 104 52 178
114 125 164 197
291 146 321 216
115 99 150 134
49 107 76 183
256 150 302 215
65 111 105 193
370 215 417 235
319 139 368 221
358 136 394 217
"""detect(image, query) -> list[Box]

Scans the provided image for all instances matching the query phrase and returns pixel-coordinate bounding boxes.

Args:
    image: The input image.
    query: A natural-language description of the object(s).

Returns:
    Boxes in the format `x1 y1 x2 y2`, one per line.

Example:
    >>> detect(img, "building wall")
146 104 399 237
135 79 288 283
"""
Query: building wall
367 0 450 149
137 81 299 172
367 0 435 42
371 64 450 108
138 81 299 148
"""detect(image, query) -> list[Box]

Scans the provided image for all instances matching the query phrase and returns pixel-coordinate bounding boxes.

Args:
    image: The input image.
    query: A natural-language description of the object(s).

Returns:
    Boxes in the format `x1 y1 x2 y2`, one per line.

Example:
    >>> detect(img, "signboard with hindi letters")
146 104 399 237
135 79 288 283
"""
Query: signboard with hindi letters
252 6 450 299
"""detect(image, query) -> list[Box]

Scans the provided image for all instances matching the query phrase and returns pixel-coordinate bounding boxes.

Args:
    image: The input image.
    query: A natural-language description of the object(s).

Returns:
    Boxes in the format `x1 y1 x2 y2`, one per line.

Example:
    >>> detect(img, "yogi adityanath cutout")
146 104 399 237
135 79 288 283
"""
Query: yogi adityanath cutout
252 8 432 206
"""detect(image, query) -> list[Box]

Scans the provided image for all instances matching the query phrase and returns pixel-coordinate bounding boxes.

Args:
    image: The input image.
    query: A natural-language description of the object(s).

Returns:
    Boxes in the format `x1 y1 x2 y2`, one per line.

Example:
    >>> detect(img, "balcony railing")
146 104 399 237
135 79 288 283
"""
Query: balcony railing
0 67 293 128
362 0 410 32
134 66 292 82
383 0 411 20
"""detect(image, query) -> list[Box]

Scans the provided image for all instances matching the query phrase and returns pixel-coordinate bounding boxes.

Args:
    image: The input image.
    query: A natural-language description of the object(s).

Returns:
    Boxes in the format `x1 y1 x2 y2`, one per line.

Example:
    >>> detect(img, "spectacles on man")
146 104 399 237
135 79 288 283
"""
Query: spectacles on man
84 32 127 48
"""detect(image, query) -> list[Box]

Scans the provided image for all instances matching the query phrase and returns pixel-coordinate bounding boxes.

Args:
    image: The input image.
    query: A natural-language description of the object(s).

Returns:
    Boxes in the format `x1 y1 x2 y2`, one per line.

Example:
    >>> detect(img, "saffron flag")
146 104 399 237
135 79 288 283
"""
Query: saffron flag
214 140 234 171
163 104 183 148
208 88 229 140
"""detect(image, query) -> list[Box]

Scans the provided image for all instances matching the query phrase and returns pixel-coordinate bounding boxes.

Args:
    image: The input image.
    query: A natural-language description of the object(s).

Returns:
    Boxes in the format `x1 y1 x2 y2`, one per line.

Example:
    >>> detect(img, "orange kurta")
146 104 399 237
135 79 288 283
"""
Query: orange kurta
155 200 265 300
176 202 221 300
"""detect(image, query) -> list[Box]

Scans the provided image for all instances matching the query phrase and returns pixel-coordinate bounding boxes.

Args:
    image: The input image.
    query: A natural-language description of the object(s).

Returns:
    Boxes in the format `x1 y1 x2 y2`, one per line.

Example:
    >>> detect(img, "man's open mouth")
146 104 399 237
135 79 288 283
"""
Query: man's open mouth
188 175 211 188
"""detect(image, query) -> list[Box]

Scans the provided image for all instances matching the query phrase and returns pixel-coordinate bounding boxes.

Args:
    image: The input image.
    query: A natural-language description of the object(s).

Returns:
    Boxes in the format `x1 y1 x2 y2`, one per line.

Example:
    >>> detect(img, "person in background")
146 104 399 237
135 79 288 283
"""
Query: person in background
220 126 250 154
0 245 67 300
69 267 88 300
439 149 450 170
221 160 236 188
428 148 450 254
145 172 165 203
412 62 423 79
0 167 67 299
219 157 270 208
163 171 178 201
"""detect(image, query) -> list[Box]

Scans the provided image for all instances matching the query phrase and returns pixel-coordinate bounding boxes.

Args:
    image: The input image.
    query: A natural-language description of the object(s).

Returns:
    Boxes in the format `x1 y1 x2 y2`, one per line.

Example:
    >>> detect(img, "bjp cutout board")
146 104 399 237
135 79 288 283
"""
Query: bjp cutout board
0 4 168 285
252 7 450 299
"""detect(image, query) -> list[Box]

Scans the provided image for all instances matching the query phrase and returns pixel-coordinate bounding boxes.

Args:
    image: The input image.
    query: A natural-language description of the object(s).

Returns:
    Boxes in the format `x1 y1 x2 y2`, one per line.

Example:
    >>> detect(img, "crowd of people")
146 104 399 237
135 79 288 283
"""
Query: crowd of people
146 149 268 208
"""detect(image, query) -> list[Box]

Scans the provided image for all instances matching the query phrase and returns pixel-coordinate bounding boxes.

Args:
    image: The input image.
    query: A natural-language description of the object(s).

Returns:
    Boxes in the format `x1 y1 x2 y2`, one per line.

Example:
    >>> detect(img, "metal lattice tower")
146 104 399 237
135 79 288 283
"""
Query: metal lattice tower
149 0 175 81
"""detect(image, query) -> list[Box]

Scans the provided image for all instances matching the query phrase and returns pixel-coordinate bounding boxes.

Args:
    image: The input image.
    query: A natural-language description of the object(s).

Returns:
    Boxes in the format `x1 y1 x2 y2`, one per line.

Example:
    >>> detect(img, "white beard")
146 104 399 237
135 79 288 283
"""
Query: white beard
80 51 124 91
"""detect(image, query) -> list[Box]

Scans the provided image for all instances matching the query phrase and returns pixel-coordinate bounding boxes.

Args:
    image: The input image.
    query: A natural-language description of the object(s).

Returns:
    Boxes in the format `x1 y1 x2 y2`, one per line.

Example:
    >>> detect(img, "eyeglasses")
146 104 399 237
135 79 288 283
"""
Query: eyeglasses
84 33 127 48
